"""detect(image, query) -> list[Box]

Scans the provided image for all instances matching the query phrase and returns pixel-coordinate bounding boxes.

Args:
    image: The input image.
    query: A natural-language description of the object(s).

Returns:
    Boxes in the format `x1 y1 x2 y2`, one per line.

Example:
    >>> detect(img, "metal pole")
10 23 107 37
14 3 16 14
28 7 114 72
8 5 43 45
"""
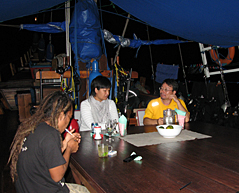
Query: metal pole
146 25 155 94
177 37 189 96
215 49 231 108
113 14 130 65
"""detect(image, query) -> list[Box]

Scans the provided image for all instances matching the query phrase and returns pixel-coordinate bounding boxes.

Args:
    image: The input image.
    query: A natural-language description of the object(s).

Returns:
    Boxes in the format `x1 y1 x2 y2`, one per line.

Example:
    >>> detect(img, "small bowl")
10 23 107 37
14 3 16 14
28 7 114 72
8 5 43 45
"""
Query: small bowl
156 124 182 138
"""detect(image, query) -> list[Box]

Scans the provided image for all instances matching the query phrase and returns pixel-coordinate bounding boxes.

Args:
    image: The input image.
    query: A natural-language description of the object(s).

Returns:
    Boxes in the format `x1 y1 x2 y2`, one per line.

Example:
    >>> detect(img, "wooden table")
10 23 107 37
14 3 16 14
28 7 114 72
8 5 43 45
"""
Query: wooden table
70 122 239 192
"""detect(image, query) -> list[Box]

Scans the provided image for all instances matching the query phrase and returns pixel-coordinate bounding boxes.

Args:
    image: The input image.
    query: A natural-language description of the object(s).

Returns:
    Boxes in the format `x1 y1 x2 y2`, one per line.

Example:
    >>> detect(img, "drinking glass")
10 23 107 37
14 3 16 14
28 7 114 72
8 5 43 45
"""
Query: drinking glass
98 144 113 157
105 120 114 141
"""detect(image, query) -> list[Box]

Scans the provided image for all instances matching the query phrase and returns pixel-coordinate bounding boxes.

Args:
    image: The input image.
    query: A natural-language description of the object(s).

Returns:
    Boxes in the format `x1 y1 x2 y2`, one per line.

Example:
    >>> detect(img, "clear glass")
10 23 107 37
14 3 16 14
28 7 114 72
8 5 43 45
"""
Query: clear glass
105 119 118 142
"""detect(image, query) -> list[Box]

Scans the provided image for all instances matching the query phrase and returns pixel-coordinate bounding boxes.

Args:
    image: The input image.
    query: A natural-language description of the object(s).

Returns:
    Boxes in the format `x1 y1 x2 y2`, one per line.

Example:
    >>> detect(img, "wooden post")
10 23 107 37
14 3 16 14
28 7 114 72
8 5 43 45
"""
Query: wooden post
20 57 24 67
9 63 14 76
0 95 10 110
24 54 28 66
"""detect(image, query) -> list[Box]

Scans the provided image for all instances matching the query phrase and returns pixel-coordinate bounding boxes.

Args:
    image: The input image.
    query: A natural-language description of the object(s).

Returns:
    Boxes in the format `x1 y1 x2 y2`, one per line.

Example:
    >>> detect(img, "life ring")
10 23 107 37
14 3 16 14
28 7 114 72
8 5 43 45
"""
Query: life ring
209 46 235 65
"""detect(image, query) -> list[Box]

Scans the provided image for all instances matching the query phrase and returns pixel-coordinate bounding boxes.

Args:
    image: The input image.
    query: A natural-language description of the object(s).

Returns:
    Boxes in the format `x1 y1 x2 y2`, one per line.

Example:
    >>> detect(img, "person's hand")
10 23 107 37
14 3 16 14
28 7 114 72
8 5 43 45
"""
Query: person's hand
169 94 179 103
64 129 81 143
157 118 163 125
67 139 79 153
72 132 81 143
62 129 81 152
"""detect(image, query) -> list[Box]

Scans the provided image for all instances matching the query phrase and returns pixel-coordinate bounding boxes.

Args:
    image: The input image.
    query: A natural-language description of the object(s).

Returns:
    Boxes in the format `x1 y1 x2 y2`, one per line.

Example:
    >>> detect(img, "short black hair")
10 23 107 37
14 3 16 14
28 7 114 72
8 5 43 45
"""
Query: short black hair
162 79 178 92
91 76 111 96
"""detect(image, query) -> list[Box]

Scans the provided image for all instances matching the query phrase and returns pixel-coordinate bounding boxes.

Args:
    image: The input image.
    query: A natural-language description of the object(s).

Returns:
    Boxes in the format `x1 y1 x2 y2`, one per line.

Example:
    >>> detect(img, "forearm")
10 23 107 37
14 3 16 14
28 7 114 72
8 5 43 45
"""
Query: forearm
143 118 160 125
185 111 190 122
62 147 71 168
49 147 71 182
61 140 67 153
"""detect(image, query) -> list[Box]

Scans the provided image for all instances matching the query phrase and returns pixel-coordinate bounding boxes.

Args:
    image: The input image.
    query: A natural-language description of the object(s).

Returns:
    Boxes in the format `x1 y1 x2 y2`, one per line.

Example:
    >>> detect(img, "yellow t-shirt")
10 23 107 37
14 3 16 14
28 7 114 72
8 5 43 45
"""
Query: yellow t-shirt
143 97 189 119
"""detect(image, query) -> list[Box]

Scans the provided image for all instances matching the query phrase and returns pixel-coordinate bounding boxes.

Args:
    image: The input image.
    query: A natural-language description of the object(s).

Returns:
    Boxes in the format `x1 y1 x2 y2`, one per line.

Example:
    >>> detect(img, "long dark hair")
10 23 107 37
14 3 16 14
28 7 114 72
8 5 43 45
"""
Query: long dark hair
8 91 73 182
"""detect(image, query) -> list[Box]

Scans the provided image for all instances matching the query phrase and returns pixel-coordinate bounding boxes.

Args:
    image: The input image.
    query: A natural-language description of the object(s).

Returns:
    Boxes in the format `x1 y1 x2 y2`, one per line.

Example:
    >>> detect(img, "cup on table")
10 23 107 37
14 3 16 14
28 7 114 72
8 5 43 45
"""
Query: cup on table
119 122 127 137
98 144 113 157
177 114 186 128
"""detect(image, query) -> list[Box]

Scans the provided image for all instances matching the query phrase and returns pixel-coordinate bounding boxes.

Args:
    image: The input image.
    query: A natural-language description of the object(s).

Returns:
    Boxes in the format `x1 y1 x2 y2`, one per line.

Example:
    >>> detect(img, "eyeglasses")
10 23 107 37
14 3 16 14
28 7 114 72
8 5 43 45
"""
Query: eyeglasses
159 87 173 92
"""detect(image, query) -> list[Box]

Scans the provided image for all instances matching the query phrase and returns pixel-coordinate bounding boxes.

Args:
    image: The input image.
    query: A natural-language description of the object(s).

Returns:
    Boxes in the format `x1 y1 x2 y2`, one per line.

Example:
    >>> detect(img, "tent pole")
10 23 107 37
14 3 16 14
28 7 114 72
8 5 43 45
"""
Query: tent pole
177 37 189 96
113 13 130 65
146 25 155 94
215 48 231 111
65 1 71 66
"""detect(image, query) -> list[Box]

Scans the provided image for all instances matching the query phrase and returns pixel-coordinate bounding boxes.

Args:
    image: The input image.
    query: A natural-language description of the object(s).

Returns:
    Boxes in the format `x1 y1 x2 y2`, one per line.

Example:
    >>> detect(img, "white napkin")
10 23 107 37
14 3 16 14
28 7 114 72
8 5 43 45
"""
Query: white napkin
119 130 212 147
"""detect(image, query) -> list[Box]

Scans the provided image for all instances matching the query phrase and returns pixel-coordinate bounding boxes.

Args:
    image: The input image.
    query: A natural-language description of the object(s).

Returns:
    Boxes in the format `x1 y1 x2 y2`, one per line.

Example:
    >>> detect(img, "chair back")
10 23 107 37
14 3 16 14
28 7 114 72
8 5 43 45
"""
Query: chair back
133 108 146 126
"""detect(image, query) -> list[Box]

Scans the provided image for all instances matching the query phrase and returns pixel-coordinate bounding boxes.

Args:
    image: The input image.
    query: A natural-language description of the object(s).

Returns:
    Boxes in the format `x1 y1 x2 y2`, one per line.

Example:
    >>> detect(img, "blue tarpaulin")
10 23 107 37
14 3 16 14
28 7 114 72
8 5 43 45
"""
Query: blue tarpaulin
110 0 239 47
1 0 239 48
155 64 179 83
103 29 187 48
21 0 102 63
21 22 66 33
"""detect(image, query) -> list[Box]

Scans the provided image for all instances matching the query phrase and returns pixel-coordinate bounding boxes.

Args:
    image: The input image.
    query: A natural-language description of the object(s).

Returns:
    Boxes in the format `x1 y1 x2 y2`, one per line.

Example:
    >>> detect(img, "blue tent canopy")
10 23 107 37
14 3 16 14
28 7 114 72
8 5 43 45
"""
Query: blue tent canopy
110 0 239 47
0 0 66 23
1 0 239 47
103 29 187 48
20 0 102 64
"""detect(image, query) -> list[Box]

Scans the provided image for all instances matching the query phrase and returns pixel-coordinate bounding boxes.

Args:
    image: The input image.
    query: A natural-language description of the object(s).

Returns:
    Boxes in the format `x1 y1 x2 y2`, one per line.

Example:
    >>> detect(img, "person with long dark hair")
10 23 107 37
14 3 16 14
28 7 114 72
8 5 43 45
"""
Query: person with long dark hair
8 91 89 193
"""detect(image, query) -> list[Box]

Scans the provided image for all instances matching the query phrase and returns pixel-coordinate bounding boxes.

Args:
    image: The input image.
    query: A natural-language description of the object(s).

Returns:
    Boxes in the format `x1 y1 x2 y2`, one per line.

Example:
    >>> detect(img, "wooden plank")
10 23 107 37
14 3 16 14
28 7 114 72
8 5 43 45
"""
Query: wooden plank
0 79 34 88
20 57 24 67
35 70 138 80
35 70 71 79
129 117 137 125
0 88 31 110
0 96 10 110
79 70 138 79
0 105 4 114
71 125 239 192
18 93 32 122
78 70 111 78
70 161 104 193
9 63 14 76
24 54 28 66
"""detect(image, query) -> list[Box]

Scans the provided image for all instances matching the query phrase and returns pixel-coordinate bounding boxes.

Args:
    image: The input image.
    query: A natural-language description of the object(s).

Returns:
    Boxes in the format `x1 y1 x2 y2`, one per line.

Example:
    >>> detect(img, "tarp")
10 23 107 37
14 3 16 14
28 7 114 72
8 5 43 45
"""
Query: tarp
103 29 187 48
155 64 179 83
110 0 239 47
1 0 239 47
20 0 102 64
0 0 66 23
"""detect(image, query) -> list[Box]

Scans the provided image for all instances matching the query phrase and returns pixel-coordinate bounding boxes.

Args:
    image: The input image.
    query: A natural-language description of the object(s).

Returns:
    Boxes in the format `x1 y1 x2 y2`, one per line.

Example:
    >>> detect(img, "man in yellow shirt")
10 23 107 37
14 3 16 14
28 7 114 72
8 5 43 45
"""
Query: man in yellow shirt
143 79 190 125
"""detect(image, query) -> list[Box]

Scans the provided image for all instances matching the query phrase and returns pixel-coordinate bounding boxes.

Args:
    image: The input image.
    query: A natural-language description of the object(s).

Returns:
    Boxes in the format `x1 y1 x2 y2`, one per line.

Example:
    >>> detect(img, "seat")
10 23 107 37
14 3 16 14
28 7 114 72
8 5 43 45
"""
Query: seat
134 108 146 126
129 108 146 126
